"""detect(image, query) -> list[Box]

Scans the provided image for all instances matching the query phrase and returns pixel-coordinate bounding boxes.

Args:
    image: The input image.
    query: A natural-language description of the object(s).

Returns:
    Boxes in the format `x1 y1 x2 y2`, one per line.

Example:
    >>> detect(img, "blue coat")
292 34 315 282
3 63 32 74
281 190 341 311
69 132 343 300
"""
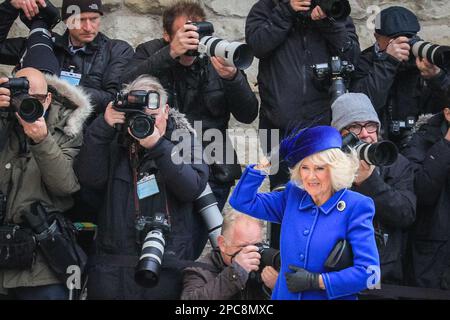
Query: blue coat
229 165 380 300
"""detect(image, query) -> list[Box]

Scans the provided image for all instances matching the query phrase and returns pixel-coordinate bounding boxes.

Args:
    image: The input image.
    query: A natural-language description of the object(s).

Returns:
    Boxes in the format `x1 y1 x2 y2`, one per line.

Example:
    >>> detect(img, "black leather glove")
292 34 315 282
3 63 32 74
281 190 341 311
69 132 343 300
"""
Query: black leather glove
285 265 321 293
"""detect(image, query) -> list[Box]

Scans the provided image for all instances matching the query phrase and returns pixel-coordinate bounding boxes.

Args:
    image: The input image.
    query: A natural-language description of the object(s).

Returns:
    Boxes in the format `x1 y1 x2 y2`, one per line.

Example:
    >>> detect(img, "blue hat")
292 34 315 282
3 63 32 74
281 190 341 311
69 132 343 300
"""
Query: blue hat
279 126 342 168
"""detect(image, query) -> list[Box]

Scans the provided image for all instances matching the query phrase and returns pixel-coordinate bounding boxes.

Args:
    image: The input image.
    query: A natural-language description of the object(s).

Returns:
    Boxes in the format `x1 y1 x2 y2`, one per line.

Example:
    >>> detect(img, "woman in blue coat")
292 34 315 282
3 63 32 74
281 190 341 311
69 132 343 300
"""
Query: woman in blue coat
229 126 380 300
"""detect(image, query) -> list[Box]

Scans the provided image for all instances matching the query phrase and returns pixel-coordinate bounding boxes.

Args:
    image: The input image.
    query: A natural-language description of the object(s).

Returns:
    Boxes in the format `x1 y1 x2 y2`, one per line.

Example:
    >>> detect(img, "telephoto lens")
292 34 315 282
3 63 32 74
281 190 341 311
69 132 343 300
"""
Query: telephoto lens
410 36 450 71
194 183 223 249
342 132 398 166
198 36 254 69
135 213 171 288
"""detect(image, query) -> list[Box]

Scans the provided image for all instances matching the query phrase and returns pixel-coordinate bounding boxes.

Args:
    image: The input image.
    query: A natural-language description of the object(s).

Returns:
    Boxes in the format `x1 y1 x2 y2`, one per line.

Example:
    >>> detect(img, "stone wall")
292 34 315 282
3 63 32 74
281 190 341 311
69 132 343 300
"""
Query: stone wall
1 0 449 88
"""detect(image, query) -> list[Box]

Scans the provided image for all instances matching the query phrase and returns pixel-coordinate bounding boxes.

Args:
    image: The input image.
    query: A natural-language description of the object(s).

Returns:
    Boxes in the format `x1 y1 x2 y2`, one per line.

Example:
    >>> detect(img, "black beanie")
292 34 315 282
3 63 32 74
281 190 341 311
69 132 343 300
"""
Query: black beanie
61 0 103 21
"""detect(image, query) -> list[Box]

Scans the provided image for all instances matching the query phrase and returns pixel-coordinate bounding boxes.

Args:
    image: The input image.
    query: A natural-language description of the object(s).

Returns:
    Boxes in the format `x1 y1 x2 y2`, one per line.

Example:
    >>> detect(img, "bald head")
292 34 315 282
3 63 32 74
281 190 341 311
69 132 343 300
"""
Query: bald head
15 68 51 110
15 68 48 95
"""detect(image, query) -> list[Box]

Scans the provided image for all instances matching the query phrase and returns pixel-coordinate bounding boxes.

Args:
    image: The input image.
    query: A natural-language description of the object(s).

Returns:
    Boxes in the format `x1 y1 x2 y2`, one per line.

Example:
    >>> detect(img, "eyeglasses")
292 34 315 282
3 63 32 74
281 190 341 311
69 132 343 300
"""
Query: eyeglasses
345 122 379 135
29 93 48 103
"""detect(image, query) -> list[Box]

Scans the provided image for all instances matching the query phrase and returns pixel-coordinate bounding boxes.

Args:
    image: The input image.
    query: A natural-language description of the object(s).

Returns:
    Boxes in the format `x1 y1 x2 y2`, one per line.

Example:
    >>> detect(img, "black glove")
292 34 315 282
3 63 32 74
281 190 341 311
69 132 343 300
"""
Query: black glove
285 265 321 293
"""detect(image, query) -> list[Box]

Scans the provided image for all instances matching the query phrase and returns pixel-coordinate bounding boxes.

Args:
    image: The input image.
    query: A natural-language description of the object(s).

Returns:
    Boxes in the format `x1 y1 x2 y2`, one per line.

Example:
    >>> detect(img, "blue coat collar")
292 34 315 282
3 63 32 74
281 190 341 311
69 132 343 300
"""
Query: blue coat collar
298 188 347 215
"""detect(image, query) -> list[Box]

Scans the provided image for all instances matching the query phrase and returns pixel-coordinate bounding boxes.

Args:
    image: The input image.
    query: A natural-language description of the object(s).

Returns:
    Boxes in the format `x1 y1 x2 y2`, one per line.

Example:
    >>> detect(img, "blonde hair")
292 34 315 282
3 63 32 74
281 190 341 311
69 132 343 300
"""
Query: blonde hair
290 148 359 192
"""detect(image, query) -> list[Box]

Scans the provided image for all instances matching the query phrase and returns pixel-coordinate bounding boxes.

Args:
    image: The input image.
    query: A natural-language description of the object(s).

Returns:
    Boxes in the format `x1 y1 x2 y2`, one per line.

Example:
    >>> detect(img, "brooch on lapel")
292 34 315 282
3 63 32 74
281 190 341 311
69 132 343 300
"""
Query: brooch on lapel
337 200 346 212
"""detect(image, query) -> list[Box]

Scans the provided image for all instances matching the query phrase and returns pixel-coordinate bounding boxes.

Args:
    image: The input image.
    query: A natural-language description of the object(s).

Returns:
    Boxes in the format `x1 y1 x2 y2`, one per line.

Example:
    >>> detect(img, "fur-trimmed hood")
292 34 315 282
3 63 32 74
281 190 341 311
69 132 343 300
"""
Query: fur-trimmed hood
168 107 196 136
45 74 94 137
413 113 435 133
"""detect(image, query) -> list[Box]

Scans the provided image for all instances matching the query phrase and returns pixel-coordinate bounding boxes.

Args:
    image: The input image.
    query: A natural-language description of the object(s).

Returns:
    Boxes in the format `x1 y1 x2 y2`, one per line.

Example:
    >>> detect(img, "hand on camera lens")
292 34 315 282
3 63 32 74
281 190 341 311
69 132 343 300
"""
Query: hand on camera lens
353 160 375 186
233 245 261 274
261 266 279 290
16 114 48 144
104 102 125 128
169 24 200 59
311 6 327 20
10 0 47 20
211 57 237 80
289 0 311 12
0 78 11 108
416 57 441 79
386 37 411 62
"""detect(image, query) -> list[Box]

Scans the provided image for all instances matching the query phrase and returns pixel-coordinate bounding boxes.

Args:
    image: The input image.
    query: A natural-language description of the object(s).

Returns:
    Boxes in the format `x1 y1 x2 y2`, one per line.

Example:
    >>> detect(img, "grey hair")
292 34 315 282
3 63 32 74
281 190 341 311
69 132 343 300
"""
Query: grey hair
123 75 168 107
221 210 263 237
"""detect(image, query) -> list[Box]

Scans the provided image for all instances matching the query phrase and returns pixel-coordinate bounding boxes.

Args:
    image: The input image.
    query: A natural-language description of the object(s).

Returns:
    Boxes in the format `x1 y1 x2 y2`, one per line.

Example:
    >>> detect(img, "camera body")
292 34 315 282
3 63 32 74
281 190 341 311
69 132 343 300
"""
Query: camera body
312 56 354 103
389 116 416 136
342 132 398 166
0 77 44 123
134 212 171 288
113 90 159 139
185 21 214 57
301 0 351 21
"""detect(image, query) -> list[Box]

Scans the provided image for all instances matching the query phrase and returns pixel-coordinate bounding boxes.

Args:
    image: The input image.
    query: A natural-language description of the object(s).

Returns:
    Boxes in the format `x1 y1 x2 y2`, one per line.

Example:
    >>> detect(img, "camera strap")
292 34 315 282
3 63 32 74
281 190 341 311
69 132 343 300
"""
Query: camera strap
129 142 172 224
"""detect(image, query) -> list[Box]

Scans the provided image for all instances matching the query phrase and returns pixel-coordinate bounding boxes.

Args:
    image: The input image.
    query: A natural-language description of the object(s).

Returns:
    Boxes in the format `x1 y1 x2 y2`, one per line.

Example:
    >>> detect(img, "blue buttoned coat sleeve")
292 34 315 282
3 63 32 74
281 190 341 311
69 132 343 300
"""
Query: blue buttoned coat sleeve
229 165 287 223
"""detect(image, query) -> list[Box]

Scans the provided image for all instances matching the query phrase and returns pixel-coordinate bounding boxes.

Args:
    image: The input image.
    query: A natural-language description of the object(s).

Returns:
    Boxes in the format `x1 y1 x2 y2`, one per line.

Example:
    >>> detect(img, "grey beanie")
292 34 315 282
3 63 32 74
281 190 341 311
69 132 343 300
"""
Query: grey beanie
331 93 381 132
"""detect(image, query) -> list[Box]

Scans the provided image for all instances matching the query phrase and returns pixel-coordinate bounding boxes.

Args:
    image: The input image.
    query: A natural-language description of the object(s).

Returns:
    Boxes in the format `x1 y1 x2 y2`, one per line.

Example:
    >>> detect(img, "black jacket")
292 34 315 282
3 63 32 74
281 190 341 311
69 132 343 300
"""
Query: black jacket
0 0 134 114
402 113 450 289
352 154 416 284
75 110 209 299
350 45 450 147
122 39 258 183
245 0 360 129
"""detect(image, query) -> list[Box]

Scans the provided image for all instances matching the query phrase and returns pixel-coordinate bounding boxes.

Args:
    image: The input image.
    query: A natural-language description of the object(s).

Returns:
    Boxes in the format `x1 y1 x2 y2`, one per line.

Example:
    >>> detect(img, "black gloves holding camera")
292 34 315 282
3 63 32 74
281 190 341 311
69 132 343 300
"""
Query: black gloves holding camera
285 265 321 293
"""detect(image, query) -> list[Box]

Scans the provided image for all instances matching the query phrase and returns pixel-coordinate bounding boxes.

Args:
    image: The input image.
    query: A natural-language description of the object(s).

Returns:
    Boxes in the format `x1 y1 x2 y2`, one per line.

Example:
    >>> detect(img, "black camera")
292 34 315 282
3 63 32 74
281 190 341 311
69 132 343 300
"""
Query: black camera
0 78 44 123
185 21 214 57
342 132 398 166
312 56 354 103
185 21 254 69
389 116 416 136
410 35 450 71
113 90 160 139
255 242 281 271
300 0 351 21
134 212 171 288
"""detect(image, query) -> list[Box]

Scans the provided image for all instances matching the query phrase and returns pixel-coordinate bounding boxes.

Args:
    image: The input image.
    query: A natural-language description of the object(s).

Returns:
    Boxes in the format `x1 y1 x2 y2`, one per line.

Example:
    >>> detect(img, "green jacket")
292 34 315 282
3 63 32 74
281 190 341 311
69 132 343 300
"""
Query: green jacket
0 74 93 293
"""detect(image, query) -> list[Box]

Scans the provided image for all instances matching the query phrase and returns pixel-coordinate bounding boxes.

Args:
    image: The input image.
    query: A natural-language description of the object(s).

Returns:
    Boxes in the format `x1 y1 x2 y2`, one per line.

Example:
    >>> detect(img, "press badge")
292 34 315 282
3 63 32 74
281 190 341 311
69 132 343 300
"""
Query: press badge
137 174 159 199
60 70 82 86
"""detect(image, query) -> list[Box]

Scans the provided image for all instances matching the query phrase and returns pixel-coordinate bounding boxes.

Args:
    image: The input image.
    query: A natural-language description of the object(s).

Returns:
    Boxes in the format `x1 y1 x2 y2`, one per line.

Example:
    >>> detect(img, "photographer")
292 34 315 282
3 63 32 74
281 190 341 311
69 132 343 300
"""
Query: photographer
75 75 209 299
0 67 92 299
122 1 258 213
350 6 450 150
181 210 278 300
0 0 134 114
331 93 416 285
401 99 450 290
